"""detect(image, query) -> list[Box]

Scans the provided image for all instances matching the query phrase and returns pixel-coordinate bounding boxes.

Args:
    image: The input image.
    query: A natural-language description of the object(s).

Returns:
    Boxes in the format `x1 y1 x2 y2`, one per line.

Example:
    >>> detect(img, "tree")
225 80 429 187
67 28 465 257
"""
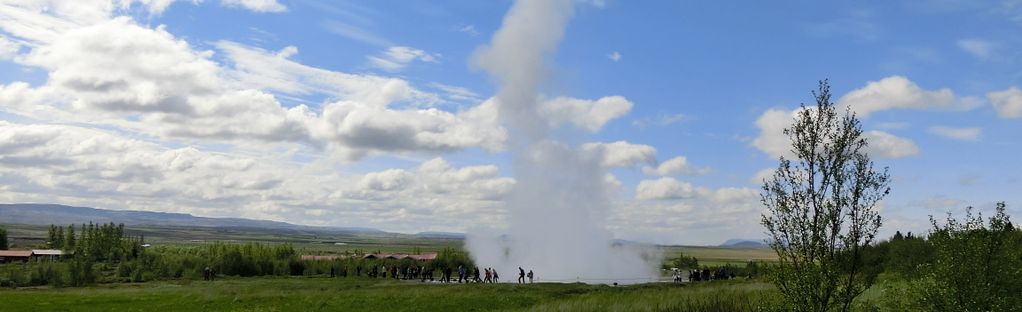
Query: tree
0 226 8 250
666 252 699 270
760 80 890 312
64 224 76 251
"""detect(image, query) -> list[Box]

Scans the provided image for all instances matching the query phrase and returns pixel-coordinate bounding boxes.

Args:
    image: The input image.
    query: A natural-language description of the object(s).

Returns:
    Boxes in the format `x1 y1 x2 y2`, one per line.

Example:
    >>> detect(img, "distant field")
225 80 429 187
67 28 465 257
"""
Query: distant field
0 277 778 312
661 246 778 267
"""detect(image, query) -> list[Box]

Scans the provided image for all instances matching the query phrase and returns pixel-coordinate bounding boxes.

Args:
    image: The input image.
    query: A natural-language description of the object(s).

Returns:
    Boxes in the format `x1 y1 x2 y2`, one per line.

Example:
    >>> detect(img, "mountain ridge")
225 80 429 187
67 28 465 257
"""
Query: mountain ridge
0 203 384 235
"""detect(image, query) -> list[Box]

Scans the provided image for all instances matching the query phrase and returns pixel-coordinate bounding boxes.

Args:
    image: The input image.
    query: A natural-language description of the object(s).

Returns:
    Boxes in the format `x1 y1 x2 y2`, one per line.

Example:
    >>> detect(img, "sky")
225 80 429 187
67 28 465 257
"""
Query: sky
0 0 1020 245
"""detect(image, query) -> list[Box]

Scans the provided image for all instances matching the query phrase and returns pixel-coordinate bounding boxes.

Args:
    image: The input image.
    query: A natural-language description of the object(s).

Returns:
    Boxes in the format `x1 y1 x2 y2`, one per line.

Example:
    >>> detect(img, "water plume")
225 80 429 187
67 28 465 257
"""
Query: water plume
466 0 659 284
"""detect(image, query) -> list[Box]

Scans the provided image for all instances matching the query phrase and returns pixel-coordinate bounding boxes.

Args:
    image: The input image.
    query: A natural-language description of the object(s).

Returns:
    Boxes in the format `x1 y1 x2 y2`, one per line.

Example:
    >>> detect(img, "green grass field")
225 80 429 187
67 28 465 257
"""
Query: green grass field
660 246 777 268
0 277 779 312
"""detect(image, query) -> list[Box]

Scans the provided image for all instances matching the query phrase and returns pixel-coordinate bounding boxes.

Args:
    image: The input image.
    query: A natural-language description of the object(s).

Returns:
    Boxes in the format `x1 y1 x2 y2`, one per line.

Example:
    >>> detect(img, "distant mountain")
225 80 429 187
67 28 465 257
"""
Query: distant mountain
720 238 768 248
0 203 385 235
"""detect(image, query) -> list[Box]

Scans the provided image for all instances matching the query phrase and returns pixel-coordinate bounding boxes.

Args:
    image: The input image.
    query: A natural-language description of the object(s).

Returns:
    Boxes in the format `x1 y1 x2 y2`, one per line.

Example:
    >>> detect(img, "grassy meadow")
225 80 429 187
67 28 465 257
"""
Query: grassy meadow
0 276 781 312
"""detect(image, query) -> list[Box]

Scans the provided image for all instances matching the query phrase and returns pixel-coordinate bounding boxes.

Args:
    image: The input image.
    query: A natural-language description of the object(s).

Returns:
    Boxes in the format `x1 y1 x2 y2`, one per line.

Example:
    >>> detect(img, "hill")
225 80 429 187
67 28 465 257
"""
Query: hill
720 239 768 249
0 203 384 235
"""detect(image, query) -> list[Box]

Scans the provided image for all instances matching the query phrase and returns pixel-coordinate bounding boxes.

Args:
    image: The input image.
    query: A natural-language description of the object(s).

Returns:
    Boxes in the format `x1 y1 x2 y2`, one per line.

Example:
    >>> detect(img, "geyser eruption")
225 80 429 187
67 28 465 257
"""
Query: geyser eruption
466 0 659 283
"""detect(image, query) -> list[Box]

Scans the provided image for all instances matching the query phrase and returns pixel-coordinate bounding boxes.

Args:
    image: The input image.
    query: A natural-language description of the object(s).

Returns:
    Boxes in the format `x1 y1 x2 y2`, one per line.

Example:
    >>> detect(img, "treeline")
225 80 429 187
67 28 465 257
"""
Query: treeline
864 203 1022 311
1 223 476 288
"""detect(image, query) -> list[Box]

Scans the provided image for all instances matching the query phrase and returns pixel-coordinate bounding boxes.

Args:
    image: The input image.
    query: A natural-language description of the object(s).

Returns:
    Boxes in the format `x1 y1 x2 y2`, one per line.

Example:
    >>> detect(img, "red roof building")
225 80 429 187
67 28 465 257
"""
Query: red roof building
0 250 33 263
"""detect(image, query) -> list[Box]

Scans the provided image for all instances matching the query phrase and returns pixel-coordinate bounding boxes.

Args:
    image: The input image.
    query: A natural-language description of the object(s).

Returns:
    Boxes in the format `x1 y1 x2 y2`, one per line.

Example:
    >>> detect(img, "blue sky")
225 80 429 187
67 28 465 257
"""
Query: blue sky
0 0 1019 245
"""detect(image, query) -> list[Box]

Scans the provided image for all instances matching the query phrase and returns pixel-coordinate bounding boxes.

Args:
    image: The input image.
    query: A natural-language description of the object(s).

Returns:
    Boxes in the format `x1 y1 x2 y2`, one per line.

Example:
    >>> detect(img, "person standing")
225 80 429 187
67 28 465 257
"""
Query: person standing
527 270 533 283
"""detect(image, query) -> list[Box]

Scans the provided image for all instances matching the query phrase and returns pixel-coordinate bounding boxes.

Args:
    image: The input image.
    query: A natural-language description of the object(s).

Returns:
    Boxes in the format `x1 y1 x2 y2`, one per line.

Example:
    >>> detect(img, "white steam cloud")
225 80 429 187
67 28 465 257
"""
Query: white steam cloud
466 0 659 284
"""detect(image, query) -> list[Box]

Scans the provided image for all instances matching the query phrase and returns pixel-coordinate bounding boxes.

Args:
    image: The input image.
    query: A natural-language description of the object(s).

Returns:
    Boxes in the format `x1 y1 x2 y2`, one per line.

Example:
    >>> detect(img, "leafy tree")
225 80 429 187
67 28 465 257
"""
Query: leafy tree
0 226 7 250
922 202 1021 311
665 252 699 270
760 80 889 312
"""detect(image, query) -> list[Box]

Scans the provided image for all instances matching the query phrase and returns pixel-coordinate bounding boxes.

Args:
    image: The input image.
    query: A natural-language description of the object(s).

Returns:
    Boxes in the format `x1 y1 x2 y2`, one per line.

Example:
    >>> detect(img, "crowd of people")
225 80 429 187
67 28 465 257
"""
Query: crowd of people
677 267 738 282
331 264 536 284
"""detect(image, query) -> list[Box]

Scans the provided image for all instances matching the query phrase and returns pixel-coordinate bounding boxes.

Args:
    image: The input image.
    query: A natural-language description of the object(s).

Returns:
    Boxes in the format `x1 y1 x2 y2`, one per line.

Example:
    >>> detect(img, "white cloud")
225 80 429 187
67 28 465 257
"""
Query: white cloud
635 177 695 200
610 182 763 245
928 126 981 141
750 76 980 160
608 51 621 62
22 17 221 114
217 41 439 106
641 156 706 176
838 76 981 118
311 98 507 160
368 46 439 72
0 120 516 232
581 141 656 168
0 16 508 160
752 108 918 159
540 96 633 132
987 87 1022 118
863 130 920 158
0 35 21 59
752 108 799 159
957 38 994 60
221 0 287 13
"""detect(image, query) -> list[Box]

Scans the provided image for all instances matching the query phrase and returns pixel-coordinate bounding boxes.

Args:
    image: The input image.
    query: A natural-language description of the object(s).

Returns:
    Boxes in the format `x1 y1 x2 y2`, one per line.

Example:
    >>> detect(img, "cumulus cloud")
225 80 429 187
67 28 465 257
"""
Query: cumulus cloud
928 126 981 141
752 77 971 160
615 182 763 245
0 120 516 232
753 107 919 159
221 0 287 13
539 96 633 132
368 46 439 72
635 177 695 200
837 76 981 118
581 141 656 168
311 99 507 160
1 17 508 160
641 156 706 176
22 17 220 114
863 130 920 158
987 87 1022 118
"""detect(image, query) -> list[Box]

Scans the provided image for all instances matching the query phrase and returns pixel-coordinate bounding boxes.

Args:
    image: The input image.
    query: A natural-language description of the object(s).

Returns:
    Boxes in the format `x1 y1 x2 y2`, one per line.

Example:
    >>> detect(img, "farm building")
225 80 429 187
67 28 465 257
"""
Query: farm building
0 250 33 263
31 249 67 261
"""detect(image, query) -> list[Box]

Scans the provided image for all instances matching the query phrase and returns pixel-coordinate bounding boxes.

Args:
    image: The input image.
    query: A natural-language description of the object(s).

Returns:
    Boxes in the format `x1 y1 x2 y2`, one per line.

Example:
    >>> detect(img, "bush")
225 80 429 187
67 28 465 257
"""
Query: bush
920 203 1021 311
